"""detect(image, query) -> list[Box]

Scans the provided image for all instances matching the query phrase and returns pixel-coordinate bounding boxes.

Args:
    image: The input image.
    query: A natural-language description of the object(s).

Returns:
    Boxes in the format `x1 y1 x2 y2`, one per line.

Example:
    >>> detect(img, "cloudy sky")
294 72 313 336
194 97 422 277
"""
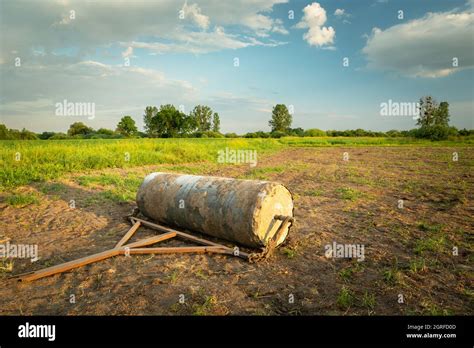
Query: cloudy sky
0 0 473 133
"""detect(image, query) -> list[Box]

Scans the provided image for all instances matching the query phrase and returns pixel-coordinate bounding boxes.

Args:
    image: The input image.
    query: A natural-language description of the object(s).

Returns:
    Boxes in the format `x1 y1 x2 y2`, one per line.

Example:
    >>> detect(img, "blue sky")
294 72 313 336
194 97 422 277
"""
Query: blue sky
0 0 473 133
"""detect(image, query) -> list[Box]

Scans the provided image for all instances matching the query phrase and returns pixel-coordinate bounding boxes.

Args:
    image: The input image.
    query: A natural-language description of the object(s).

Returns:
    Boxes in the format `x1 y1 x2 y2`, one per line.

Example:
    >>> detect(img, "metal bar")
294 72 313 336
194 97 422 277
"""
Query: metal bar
130 217 250 259
123 232 176 249
272 216 293 245
18 216 255 282
115 221 141 248
274 214 294 223
128 246 230 254
130 217 220 246
19 232 177 282
19 248 124 282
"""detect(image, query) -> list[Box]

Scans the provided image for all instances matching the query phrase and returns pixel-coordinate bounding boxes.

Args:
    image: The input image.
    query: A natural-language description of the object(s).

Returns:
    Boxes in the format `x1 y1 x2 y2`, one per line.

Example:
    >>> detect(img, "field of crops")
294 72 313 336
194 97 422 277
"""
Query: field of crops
2 136 473 190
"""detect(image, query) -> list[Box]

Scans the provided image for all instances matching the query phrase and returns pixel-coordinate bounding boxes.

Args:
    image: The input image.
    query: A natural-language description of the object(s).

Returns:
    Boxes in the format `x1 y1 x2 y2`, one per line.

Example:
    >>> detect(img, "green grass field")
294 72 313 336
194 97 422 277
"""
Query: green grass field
1 136 472 190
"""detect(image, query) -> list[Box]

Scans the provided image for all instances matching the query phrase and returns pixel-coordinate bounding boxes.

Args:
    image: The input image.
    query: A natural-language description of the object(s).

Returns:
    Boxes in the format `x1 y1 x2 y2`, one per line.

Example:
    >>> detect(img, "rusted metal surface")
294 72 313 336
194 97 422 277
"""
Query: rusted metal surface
17 218 252 282
136 172 294 248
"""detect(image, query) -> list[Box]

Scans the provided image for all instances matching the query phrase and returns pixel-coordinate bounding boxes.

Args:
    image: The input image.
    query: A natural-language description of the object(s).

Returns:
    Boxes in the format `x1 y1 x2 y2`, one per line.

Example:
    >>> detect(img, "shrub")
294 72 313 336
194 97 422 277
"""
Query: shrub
49 132 69 140
304 128 326 137
270 131 287 138
414 125 457 141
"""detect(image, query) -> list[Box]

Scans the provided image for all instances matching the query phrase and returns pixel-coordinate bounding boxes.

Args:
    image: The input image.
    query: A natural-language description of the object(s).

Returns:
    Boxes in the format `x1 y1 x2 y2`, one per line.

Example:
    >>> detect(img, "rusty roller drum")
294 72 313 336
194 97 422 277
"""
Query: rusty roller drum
136 172 294 249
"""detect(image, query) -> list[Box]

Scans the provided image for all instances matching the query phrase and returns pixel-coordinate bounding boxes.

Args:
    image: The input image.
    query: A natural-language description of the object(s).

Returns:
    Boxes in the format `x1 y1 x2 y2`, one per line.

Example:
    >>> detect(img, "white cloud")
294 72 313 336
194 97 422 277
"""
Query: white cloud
121 46 133 58
182 2 210 30
334 8 351 23
362 9 474 78
272 19 289 34
0 61 197 131
295 2 335 47
242 13 289 37
0 0 292 133
0 0 288 62
126 25 284 55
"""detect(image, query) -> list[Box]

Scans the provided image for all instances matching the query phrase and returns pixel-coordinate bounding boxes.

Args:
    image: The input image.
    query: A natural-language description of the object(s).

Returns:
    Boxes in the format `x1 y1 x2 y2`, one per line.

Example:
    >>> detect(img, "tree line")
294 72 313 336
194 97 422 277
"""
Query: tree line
0 98 472 140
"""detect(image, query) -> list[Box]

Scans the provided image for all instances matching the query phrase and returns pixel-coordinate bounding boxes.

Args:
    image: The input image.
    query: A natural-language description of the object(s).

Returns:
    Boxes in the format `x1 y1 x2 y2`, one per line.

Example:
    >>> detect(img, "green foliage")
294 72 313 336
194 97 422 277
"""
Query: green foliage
0 138 282 189
326 129 386 137
38 132 56 140
224 132 238 138
192 131 223 138
241 166 285 180
416 96 453 140
96 128 115 136
67 122 93 136
459 128 474 136
154 104 181 137
336 187 362 201
361 291 376 310
116 116 138 137
6 193 40 207
269 104 292 132
270 131 287 138
143 106 158 137
144 105 200 137
414 125 457 141
337 286 354 309
0 124 8 139
288 127 304 136
0 124 38 140
212 112 220 133
279 136 474 146
49 132 68 140
304 128 326 137
414 236 446 255
409 257 427 273
281 247 297 259
417 222 443 233
244 131 270 138
417 96 438 128
382 268 402 285
386 129 402 137
191 105 213 132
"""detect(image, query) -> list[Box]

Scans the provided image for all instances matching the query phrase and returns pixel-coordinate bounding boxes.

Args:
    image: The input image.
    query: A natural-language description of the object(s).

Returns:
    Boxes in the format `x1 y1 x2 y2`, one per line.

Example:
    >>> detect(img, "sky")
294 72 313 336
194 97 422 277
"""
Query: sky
0 0 473 134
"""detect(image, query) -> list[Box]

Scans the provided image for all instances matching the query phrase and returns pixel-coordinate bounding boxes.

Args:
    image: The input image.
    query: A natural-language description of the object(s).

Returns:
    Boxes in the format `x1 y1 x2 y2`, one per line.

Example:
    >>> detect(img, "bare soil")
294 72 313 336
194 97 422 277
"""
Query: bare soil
0 146 472 315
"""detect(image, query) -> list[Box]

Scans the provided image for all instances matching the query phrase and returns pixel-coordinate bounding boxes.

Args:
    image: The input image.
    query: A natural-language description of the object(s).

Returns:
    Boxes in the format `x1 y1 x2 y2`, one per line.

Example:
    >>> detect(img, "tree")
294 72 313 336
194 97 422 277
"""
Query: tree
269 104 292 132
143 105 198 137
212 112 220 132
416 96 452 140
155 104 181 137
191 105 213 131
417 96 438 128
67 122 93 136
116 116 138 137
434 101 450 126
143 106 158 137
0 124 10 139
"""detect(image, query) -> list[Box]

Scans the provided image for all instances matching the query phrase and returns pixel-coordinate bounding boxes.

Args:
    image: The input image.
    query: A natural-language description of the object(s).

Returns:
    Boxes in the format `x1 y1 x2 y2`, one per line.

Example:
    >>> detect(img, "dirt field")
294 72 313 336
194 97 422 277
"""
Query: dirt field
0 146 472 315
